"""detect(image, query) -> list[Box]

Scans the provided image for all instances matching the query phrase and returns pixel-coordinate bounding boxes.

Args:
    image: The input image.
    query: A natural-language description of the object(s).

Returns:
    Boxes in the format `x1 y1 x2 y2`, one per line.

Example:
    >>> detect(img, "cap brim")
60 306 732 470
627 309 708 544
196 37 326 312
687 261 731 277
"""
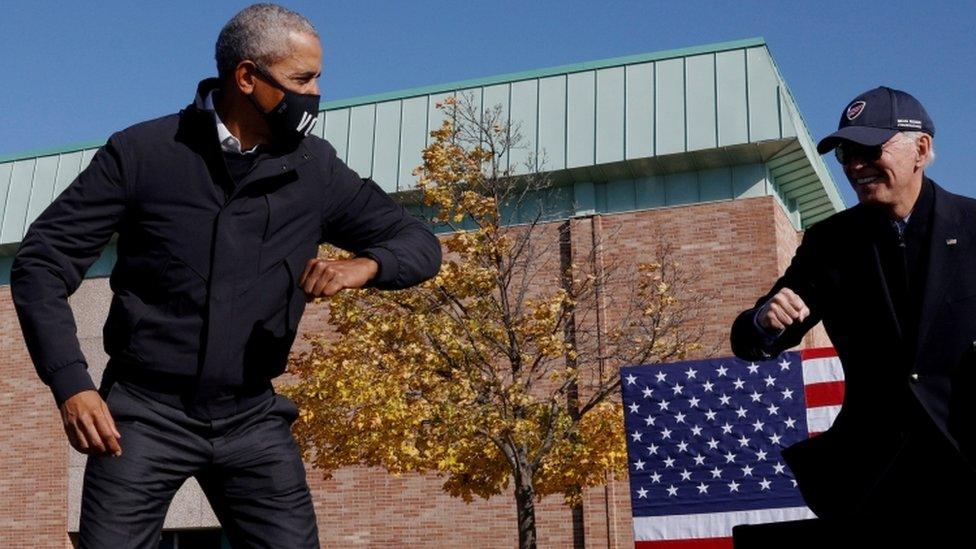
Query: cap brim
816 126 898 154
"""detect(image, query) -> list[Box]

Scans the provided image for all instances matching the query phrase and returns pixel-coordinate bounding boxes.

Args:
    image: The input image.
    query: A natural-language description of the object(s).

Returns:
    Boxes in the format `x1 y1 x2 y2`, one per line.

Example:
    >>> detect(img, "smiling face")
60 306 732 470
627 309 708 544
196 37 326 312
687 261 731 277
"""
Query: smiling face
839 132 931 218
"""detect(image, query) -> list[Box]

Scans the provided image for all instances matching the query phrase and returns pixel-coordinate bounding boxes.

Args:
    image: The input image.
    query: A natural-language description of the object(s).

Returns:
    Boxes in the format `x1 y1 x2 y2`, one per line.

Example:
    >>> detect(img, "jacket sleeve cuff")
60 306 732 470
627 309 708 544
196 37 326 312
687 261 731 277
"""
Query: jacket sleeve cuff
753 302 786 344
48 361 97 407
358 246 399 287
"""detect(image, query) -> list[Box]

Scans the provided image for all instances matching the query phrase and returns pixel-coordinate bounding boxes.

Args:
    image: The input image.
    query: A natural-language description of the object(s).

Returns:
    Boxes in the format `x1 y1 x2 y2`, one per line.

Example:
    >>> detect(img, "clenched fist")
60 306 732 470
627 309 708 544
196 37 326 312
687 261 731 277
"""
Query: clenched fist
60 390 122 457
757 287 810 331
299 257 379 301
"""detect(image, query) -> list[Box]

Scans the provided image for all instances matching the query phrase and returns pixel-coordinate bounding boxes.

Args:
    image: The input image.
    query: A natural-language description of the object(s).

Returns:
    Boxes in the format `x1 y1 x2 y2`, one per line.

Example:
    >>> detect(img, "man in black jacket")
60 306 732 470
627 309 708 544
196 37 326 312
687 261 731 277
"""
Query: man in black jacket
11 4 441 547
730 87 976 537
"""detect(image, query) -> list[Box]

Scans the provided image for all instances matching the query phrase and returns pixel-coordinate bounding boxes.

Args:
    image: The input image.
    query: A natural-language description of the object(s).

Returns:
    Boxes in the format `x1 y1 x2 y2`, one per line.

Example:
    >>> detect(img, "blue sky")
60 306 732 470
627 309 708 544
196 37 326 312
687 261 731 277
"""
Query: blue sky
1 1 974 206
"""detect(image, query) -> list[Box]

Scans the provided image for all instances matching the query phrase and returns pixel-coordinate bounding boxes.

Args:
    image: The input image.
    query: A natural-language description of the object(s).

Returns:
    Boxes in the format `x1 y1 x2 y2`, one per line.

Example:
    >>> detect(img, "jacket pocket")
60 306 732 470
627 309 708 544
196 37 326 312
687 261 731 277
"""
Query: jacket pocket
241 244 314 381
104 247 172 359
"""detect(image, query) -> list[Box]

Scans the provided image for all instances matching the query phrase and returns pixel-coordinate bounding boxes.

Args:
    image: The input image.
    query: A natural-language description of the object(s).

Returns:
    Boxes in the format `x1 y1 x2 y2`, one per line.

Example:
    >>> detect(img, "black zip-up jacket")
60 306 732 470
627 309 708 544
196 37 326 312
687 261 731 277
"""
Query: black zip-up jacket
11 79 442 408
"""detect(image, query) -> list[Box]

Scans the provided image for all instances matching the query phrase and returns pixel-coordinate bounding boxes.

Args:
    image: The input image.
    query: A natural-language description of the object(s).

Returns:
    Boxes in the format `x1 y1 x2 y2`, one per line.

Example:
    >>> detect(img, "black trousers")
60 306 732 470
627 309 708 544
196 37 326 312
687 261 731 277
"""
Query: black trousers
78 380 320 548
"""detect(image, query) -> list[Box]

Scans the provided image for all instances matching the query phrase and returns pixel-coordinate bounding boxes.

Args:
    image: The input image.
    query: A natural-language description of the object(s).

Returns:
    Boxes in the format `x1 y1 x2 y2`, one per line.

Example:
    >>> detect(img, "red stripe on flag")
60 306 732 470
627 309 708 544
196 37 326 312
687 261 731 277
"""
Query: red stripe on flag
800 347 837 360
805 381 845 408
636 538 732 549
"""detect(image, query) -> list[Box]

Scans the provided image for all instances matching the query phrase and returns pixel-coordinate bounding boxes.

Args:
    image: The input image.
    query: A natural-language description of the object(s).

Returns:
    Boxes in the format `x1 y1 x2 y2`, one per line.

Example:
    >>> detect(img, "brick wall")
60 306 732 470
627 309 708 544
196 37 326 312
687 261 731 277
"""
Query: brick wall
0 195 823 548
0 287 72 548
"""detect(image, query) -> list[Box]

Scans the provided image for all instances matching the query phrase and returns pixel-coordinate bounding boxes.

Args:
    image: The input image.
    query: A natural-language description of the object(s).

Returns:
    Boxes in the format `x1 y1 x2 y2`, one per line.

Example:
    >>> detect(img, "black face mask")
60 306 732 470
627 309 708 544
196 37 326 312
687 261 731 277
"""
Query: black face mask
248 65 320 144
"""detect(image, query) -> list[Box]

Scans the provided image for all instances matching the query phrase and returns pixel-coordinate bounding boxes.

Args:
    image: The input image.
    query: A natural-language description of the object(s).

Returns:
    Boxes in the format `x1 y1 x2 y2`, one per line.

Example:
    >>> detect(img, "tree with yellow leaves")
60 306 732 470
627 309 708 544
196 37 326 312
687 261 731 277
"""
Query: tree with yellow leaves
283 94 709 549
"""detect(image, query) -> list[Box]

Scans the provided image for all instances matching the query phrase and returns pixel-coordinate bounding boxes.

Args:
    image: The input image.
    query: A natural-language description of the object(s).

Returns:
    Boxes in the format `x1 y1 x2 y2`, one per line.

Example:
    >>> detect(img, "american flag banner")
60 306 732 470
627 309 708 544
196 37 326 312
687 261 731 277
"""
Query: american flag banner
621 348 844 548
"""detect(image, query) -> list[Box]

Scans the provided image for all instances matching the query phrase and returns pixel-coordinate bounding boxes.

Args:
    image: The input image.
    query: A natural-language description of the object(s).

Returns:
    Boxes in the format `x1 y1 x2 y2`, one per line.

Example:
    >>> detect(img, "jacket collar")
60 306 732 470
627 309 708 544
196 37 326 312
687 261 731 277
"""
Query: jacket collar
181 78 316 200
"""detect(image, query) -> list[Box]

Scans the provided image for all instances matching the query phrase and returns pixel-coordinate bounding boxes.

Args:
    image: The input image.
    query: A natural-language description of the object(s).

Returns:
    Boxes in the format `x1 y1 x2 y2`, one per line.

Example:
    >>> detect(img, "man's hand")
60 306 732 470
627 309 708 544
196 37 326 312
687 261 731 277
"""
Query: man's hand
60 390 122 457
757 287 810 331
299 257 379 301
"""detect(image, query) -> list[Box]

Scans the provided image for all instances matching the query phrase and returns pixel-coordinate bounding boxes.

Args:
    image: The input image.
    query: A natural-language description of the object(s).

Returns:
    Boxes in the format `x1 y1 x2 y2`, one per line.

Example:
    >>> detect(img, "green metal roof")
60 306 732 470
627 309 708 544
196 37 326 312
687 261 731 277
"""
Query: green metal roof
0 37 844 250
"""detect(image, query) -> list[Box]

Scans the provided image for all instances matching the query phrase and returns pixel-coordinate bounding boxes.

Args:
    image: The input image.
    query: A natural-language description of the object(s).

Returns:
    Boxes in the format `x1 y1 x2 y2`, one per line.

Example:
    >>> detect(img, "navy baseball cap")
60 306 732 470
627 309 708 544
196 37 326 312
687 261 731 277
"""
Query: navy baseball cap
816 86 935 154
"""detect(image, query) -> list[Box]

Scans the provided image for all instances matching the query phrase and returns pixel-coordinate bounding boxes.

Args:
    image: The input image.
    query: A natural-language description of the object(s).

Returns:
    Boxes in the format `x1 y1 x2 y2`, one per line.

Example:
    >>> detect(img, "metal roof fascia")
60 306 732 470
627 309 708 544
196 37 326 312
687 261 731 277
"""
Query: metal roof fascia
0 139 106 165
320 37 766 111
762 43 846 212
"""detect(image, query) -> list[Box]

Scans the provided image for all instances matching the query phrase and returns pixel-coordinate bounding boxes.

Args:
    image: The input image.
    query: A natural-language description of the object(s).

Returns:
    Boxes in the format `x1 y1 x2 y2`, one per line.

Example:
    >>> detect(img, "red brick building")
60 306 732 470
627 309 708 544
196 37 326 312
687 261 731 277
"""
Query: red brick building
0 39 840 547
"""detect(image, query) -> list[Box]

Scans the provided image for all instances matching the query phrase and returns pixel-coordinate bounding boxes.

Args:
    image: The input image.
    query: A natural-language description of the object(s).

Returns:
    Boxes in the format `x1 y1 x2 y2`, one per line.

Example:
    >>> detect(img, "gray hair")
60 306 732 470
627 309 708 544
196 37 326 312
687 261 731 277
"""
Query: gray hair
897 131 936 168
215 3 318 79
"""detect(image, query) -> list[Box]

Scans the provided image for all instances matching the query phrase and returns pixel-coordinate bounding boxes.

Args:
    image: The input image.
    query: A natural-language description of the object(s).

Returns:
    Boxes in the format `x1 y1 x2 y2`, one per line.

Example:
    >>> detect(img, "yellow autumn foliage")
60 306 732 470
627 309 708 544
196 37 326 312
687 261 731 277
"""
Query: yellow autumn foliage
283 96 706 518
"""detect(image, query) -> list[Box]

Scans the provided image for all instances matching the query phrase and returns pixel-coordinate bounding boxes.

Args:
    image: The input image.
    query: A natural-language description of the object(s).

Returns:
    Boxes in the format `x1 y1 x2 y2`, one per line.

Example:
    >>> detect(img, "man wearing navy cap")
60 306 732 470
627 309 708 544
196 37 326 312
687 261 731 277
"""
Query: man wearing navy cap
731 87 976 534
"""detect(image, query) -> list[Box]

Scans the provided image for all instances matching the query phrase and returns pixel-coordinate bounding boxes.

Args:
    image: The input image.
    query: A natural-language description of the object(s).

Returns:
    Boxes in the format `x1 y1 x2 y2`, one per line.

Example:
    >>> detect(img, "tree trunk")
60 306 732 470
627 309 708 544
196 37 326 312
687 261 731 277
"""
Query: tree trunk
559 220 586 549
570 501 585 549
514 460 537 549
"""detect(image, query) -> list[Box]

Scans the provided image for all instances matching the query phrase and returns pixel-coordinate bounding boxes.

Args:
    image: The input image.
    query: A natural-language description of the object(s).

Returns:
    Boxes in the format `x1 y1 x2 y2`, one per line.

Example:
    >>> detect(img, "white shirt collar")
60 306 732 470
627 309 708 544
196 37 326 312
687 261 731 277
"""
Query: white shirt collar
204 89 259 155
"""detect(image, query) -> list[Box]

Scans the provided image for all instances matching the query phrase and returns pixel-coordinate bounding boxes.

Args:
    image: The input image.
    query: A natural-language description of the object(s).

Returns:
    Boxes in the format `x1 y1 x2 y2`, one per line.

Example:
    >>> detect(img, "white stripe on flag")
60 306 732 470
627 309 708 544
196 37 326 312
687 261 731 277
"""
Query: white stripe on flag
633 506 816 541
801 356 844 385
806 404 842 434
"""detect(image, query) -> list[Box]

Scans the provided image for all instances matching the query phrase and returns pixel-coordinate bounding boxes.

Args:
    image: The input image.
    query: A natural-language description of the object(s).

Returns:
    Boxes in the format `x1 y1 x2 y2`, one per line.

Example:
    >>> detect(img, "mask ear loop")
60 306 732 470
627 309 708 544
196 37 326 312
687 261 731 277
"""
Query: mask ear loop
251 63 289 92
244 63 284 116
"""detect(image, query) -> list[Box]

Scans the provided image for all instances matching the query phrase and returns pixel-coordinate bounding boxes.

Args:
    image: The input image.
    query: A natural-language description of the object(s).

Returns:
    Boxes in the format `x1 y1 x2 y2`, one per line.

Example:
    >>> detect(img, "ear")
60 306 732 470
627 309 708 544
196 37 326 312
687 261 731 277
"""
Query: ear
915 133 932 169
234 61 259 95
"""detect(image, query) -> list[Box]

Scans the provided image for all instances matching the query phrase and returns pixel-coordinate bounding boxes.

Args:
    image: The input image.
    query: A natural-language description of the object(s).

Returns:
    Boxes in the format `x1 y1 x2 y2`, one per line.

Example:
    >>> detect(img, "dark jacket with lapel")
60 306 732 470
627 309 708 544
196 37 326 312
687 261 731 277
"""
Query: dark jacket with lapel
731 179 976 518
11 79 442 407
